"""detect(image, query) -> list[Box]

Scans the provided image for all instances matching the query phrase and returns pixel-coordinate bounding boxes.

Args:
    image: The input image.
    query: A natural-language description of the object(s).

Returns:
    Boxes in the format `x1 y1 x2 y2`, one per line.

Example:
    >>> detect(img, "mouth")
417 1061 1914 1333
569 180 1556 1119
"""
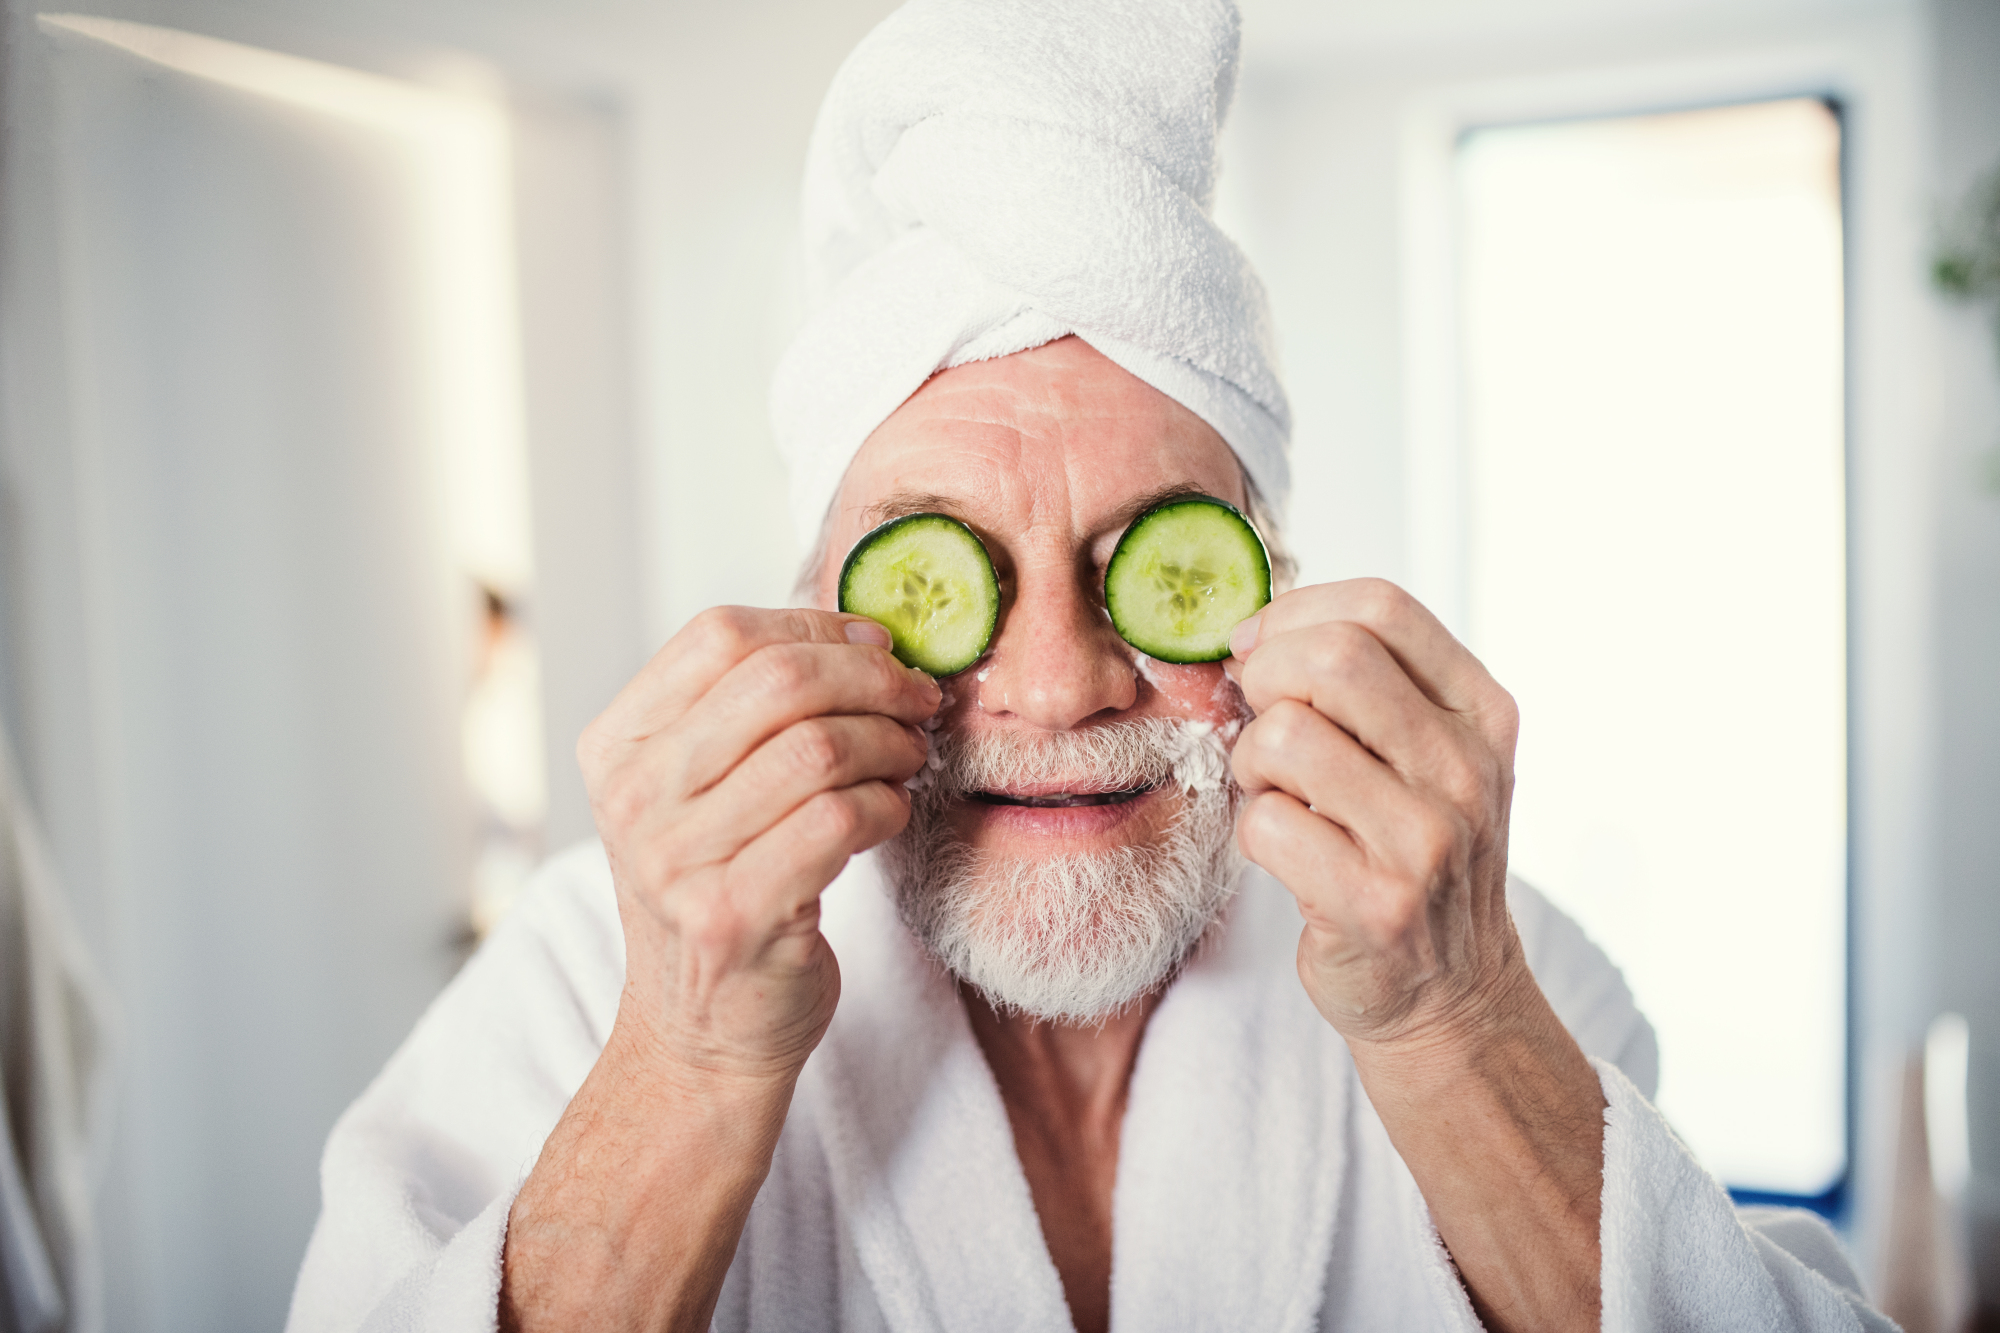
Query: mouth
969 782 1158 809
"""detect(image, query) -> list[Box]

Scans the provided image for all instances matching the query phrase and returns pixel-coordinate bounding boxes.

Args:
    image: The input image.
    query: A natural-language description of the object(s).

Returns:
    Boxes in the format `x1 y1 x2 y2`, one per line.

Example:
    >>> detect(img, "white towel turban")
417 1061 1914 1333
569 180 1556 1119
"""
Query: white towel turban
769 0 1291 550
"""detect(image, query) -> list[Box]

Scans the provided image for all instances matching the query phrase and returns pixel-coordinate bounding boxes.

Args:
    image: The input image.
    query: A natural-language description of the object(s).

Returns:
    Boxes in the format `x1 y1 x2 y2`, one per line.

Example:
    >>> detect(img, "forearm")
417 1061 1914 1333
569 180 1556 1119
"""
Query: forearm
1349 969 1607 1333
500 1018 798 1333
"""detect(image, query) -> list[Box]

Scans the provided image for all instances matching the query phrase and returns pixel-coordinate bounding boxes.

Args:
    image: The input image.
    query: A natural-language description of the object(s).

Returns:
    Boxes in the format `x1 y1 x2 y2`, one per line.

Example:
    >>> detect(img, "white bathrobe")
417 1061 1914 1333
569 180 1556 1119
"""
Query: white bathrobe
285 843 1893 1332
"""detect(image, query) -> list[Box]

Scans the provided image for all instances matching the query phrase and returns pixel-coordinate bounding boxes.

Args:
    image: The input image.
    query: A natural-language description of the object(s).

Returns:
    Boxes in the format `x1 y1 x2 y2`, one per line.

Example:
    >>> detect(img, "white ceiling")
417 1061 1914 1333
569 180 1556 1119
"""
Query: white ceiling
1236 0 1907 62
84 0 1917 92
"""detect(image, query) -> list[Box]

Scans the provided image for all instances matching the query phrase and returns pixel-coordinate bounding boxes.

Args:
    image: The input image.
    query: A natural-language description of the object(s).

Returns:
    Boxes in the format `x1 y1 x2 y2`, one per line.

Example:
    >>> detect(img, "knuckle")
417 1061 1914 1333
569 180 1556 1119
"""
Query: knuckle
1234 658 1273 710
632 839 686 895
592 762 653 833
688 605 755 659
667 887 747 956
1350 577 1411 626
1262 698 1320 752
805 789 865 846
1361 883 1423 940
1409 809 1462 875
1433 748 1486 808
1306 622 1371 681
751 643 816 698
1237 791 1288 850
786 719 847 782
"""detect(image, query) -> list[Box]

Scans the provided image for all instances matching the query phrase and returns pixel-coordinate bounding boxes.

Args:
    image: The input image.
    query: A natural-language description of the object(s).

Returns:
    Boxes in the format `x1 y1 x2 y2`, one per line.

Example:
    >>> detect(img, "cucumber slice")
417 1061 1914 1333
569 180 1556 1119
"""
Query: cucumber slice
838 513 999 676
1104 496 1271 663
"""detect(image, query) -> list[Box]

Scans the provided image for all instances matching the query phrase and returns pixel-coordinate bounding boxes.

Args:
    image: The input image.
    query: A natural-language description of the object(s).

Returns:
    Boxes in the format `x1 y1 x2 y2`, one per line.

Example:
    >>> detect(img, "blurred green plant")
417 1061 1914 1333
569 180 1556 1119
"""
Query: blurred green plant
1933 192 2000 304
1933 162 2000 492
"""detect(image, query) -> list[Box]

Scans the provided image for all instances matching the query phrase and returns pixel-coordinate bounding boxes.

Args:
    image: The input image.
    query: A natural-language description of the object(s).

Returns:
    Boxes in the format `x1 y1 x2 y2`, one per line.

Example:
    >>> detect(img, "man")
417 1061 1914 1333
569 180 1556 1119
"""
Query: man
287 2 1893 1330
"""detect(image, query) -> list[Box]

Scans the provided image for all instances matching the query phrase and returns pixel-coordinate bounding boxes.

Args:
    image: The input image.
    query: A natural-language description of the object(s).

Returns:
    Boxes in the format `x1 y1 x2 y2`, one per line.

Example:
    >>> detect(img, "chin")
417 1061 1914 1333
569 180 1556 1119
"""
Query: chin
882 769 1244 1025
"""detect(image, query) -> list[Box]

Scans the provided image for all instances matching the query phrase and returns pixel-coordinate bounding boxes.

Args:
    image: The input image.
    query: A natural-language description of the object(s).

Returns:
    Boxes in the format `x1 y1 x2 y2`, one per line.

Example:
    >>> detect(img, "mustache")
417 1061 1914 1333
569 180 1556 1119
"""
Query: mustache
883 715 1249 1023
915 717 1234 799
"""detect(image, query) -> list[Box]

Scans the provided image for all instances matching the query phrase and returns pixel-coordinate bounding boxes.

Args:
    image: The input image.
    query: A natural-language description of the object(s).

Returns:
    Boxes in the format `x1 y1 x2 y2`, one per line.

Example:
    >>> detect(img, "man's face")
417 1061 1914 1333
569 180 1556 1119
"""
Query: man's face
816 336 1253 1019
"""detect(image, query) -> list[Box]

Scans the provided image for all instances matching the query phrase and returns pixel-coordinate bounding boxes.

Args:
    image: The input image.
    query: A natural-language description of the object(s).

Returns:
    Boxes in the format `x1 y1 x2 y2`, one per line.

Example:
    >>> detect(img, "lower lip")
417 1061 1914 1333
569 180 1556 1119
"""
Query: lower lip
957 787 1163 839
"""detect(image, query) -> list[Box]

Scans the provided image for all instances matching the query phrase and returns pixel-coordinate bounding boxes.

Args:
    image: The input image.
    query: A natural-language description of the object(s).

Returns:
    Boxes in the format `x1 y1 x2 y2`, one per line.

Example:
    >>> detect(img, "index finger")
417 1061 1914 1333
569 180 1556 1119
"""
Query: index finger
1227 579 1505 724
594 605 899 744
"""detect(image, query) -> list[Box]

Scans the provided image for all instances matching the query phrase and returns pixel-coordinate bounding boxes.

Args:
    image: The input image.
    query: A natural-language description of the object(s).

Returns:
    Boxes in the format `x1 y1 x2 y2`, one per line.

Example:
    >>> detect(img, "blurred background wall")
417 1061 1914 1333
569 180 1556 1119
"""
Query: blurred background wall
0 0 1994 1328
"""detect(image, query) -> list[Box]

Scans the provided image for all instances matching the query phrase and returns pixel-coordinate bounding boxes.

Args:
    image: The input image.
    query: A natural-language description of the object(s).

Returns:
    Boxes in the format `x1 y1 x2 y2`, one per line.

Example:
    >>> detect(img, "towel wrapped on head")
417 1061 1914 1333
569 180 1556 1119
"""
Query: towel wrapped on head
770 0 1291 551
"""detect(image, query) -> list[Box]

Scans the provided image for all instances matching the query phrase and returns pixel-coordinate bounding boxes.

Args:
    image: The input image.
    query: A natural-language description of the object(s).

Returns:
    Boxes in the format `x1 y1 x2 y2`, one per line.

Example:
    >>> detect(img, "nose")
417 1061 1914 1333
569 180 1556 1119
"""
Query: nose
974 562 1136 730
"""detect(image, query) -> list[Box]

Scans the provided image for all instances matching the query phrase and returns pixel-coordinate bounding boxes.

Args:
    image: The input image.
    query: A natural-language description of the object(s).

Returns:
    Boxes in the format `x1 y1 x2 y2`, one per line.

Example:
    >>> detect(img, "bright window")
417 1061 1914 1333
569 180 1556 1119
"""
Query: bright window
1457 98 1847 1197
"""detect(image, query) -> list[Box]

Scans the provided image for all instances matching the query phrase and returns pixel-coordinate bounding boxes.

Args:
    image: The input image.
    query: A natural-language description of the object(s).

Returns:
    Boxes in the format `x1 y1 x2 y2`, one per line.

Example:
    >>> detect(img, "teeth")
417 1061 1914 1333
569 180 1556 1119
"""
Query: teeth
978 785 1153 808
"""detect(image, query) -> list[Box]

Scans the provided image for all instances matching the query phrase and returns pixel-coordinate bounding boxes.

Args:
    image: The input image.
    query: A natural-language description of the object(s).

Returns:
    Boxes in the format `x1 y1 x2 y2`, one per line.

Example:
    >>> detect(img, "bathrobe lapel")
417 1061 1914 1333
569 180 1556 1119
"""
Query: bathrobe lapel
1109 869 1350 1332
808 856 1075 1333
805 859 1348 1333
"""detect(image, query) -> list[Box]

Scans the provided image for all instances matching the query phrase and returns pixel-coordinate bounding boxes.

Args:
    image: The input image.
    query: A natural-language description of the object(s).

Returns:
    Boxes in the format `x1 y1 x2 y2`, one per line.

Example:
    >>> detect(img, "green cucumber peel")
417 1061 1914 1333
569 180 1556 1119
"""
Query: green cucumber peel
1104 495 1272 663
837 512 999 676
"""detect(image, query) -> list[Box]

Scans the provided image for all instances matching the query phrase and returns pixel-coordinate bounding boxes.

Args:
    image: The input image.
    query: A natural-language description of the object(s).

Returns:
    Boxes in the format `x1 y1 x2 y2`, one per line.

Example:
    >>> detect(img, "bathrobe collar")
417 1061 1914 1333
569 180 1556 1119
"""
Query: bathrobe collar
804 855 1351 1333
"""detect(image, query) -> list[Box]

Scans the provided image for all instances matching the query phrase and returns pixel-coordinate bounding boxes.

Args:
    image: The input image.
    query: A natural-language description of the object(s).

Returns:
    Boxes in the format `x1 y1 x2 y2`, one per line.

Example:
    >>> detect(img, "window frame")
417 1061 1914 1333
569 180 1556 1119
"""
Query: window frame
1401 66 1861 1223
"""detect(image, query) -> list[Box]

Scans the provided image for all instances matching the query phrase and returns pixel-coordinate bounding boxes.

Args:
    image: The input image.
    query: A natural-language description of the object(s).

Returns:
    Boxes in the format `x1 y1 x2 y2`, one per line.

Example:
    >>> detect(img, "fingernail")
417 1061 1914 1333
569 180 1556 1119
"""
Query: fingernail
845 619 892 648
910 666 939 695
1229 612 1262 659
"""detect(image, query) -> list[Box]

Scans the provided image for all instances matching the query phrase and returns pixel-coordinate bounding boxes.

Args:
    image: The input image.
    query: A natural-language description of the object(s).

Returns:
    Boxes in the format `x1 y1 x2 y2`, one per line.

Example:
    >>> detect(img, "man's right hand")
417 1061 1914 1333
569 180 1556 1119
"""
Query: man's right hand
580 605 940 1084
503 608 936 1332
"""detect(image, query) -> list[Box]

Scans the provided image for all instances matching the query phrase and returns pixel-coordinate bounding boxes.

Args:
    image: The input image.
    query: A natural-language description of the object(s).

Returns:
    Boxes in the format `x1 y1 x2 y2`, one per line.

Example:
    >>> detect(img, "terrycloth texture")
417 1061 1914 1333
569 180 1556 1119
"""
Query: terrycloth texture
1596 1061 1900 1332
0 724 114 1333
288 843 1890 1331
769 0 1291 548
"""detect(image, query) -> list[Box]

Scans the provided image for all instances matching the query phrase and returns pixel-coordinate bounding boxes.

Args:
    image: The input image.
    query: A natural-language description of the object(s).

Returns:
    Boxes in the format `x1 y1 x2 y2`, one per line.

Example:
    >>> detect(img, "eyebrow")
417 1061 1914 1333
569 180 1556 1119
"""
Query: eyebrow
861 481 1223 540
1101 483 1220 537
860 490 967 529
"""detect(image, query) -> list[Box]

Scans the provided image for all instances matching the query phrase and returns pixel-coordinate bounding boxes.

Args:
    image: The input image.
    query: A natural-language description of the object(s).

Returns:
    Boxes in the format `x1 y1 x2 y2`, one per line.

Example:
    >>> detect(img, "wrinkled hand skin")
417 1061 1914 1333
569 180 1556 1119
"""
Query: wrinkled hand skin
501 607 939 1333
1226 578 1525 1051
578 606 940 1084
1226 579 1606 1333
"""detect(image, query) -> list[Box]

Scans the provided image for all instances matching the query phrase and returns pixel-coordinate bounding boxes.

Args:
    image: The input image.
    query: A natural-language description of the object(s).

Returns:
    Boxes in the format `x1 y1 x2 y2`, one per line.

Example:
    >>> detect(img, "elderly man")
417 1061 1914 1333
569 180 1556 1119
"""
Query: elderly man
287 2 1892 1330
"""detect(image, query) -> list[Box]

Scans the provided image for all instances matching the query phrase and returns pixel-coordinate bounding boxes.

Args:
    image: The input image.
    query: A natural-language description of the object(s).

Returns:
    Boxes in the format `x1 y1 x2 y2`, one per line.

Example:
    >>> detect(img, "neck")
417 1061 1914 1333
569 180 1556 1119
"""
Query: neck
962 987 1162 1120
961 985 1163 1333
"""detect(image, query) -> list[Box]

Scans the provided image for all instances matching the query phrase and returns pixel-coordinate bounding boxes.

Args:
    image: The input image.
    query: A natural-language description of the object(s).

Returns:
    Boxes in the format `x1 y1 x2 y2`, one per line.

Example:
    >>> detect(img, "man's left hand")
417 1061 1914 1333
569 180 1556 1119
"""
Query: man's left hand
1228 578 1608 1332
1225 577 1530 1053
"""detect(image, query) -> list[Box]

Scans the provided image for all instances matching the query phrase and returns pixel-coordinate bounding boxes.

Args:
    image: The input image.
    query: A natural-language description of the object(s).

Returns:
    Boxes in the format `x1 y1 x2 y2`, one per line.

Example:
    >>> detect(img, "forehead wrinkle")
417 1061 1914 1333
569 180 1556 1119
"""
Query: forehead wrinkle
918 374 1156 434
849 430 1063 551
898 406 1085 550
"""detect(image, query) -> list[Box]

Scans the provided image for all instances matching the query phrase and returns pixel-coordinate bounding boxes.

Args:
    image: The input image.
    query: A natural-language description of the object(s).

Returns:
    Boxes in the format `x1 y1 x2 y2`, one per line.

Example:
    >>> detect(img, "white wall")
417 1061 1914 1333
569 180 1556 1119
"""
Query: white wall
1926 0 2000 1304
30 25 479 1324
1 3 894 1328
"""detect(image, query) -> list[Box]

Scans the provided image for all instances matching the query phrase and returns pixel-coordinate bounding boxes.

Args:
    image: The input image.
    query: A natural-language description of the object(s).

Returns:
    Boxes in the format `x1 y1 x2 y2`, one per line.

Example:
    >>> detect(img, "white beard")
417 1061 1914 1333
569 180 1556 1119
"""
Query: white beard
878 717 1245 1023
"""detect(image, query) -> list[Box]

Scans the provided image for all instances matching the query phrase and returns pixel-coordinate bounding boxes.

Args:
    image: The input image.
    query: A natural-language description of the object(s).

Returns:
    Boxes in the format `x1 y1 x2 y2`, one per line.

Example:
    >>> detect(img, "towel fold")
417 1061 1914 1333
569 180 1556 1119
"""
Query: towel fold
770 0 1291 548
